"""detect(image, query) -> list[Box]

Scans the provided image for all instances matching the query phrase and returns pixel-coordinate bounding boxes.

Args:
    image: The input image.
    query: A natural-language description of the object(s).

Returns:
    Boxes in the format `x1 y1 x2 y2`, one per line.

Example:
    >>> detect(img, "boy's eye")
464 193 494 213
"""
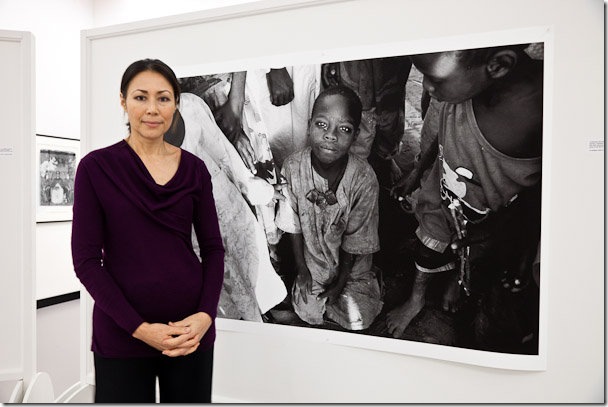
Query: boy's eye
340 126 352 133
315 121 328 130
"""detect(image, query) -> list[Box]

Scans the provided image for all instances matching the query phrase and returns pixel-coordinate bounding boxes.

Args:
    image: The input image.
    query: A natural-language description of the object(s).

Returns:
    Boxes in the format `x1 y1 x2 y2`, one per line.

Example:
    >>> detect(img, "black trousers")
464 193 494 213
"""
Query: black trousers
94 346 213 403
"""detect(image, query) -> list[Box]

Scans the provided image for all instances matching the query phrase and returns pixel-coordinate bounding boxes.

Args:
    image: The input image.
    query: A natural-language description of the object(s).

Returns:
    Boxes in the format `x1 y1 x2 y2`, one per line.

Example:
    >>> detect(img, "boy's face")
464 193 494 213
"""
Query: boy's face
308 94 359 165
412 52 491 104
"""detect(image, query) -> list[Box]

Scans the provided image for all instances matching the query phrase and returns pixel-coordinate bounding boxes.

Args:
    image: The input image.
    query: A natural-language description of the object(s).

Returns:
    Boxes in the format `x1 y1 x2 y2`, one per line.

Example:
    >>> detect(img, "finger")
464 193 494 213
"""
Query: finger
167 320 189 328
392 326 405 339
163 342 199 357
299 286 308 305
182 342 200 356
162 333 192 348
167 325 191 337
245 147 256 169
168 336 200 350
390 185 404 197
239 148 256 172
165 326 193 340
279 93 290 106
243 143 257 171
227 126 237 140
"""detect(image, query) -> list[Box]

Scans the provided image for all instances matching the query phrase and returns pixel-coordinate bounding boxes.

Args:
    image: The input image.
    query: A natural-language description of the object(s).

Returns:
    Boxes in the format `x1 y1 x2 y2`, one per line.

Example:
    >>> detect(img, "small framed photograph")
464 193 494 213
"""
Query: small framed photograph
36 134 80 223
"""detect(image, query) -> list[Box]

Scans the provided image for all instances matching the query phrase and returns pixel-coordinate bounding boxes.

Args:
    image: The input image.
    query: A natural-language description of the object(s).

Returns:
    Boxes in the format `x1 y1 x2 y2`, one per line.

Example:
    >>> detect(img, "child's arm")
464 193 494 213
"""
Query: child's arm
213 71 245 142
390 136 438 200
390 99 441 200
212 72 256 171
318 248 355 304
289 232 313 304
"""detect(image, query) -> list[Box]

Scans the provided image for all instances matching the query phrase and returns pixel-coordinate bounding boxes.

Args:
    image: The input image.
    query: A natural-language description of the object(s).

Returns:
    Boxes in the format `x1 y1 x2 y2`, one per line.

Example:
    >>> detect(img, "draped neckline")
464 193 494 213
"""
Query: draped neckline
121 139 184 188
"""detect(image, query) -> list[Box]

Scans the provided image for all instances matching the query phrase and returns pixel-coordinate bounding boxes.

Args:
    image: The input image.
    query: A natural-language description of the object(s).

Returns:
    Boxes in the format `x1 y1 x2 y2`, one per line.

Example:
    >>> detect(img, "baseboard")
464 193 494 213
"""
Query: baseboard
37 292 80 309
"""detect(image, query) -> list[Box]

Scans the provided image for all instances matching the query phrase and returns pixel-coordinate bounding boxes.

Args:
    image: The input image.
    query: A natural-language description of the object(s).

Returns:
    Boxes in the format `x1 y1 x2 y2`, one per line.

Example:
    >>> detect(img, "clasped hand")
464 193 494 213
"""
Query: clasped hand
132 312 212 357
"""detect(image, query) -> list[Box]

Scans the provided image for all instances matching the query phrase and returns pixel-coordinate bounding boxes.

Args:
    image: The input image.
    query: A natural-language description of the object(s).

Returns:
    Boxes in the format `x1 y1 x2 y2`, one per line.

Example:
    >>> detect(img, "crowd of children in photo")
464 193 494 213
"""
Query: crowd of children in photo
168 43 543 354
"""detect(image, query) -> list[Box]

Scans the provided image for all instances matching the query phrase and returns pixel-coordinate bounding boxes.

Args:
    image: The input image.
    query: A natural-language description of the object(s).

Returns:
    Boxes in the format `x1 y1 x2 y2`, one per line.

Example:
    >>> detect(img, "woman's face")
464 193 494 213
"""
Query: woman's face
121 70 176 141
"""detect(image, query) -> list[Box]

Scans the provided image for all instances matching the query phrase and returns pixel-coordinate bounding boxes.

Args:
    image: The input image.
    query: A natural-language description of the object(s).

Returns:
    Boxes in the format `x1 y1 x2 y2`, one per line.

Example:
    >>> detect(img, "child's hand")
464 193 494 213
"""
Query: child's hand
390 168 420 201
213 101 243 143
233 131 256 173
295 263 313 304
321 63 341 88
318 280 346 305
266 68 294 106
272 184 286 202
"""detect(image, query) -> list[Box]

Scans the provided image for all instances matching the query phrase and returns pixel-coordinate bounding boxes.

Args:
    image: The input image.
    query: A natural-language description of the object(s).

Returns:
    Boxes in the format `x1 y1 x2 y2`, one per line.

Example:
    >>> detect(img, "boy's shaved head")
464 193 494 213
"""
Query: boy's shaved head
313 85 363 130
411 43 532 104
453 44 530 67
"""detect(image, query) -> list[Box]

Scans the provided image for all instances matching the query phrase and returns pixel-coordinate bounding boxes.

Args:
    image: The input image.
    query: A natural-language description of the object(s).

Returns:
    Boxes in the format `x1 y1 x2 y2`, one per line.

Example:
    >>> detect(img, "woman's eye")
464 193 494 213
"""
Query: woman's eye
134 95 146 101
159 96 171 103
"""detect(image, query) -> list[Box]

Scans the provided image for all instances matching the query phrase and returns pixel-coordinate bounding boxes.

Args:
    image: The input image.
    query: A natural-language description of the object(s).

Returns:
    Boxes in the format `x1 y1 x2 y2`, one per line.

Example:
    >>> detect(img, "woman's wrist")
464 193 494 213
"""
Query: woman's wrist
132 322 149 339
195 311 213 324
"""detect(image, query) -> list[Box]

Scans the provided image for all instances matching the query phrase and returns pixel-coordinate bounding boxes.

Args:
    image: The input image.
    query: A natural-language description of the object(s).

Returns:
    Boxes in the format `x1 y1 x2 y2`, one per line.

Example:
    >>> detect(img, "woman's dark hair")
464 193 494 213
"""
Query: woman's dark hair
313 85 363 129
120 58 181 103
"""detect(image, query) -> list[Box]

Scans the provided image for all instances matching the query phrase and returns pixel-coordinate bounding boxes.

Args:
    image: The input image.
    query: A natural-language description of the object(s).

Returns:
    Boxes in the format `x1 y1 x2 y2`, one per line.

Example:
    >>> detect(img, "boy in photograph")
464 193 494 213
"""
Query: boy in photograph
275 86 383 330
387 45 543 341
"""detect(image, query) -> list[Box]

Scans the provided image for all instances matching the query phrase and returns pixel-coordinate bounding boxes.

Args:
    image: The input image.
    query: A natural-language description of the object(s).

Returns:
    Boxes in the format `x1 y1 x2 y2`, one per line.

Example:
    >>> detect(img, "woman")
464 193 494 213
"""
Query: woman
71 59 224 403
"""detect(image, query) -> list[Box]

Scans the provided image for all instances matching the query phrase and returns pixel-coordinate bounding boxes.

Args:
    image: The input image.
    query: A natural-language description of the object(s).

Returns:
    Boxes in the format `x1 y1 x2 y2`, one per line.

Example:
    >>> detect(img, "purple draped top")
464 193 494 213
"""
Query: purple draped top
71 140 225 358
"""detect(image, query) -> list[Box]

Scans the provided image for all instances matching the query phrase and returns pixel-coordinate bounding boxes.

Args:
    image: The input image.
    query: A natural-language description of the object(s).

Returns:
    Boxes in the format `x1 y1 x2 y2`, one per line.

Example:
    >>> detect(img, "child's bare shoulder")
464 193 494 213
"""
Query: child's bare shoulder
475 67 543 158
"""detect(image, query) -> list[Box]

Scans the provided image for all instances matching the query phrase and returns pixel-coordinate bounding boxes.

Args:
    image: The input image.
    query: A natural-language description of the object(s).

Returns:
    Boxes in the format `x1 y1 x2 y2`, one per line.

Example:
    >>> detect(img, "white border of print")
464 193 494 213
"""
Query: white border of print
188 25 552 372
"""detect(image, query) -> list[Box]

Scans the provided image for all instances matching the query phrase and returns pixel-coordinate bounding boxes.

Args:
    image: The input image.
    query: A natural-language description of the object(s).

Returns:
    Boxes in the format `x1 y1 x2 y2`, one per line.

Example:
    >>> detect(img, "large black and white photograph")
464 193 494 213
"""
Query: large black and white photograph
36 135 80 222
169 40 546 370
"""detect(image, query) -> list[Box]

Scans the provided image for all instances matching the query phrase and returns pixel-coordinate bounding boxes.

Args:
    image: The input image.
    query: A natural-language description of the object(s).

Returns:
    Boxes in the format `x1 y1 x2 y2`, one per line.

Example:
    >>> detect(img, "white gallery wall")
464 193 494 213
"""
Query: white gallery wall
80 0 604 402
0 1 93 397
0 0 269 301
0 28 35 399
0 0 603 402
0 0 92 139
91 0 261 27
0 0 263 398
0 0 93 301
